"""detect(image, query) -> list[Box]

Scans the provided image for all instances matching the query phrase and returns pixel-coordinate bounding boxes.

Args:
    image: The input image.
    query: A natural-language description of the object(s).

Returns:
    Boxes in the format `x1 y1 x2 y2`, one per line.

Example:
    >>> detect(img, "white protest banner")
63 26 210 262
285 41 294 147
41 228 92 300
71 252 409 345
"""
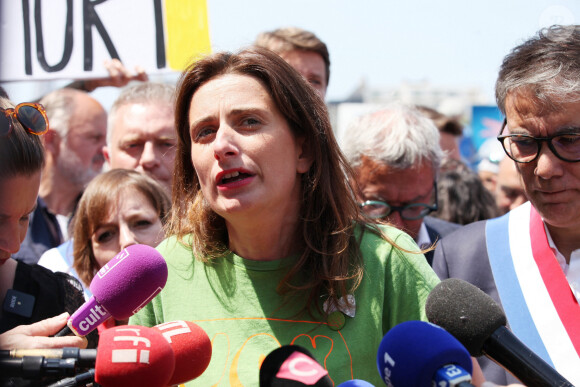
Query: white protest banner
0 0 211 82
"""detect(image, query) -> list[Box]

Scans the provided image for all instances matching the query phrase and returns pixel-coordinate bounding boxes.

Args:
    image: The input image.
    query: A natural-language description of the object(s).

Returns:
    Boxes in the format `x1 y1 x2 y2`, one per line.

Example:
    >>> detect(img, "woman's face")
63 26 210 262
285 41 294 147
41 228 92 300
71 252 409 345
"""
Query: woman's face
188 74 312 223
0 171 41 265
90 187 164 269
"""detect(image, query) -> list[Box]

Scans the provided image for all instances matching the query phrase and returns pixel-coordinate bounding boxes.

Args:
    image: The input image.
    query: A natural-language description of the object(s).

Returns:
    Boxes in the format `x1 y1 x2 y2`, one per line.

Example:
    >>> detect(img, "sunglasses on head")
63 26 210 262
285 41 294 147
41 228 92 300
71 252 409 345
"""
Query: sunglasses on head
0 103 49 137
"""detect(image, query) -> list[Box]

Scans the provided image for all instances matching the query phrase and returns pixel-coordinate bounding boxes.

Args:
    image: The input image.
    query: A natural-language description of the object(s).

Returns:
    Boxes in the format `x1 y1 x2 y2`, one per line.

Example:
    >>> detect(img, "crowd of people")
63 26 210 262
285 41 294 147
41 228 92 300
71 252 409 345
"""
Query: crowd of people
1 23 579 387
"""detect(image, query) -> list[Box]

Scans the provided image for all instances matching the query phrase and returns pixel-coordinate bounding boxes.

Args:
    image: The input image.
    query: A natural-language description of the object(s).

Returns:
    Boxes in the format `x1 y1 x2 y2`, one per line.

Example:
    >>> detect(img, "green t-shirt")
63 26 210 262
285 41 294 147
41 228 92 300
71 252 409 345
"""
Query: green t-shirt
129 224 439 386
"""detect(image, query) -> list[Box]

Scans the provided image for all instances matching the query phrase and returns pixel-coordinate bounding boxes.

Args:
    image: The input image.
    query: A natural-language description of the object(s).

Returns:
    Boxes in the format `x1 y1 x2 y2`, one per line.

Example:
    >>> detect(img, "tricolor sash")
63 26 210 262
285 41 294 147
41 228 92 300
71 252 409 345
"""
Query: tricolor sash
486 201 580 384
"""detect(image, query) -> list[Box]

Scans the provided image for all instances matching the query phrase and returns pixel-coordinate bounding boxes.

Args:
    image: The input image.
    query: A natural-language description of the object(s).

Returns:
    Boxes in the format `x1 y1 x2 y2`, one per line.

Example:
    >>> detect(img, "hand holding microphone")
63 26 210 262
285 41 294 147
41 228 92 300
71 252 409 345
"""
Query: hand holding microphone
56 244 168 337
0 313 87 350
426 278 573 387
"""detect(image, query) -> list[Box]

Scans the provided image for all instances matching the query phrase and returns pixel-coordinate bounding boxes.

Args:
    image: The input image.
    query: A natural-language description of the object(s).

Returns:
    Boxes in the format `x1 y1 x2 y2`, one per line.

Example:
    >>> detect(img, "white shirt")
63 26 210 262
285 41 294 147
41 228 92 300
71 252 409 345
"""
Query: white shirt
416 222 432 250
544 223 580 303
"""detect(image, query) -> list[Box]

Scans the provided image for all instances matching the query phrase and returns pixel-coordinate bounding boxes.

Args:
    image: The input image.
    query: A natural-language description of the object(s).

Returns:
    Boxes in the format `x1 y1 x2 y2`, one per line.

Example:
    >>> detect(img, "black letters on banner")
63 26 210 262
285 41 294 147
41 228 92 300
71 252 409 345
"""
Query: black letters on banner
153 0 166 69
19 0 169 76
35 0 74 72
22 0 33 75
83 0 120 71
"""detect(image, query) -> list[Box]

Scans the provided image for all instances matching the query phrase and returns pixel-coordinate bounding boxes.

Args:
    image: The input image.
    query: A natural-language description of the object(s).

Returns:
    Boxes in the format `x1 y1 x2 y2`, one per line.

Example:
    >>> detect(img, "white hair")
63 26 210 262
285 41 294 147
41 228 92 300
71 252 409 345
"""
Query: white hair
39 88 80 138
341 102 443 173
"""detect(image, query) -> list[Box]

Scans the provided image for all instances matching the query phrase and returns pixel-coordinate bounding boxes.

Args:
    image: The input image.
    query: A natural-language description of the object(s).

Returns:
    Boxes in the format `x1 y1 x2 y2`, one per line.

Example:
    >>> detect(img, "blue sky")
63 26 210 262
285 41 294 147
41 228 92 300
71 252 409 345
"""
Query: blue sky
205 0 579 103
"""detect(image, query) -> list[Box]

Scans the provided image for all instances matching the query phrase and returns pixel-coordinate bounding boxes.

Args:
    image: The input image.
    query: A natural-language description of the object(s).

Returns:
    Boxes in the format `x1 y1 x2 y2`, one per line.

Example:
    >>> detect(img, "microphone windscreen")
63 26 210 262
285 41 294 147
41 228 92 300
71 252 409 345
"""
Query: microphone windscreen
259 345 332 387
377 320 472 387
425 278 507 356
153 320 212 384
90 244 168 319
94 325 175 387
337 380 375 386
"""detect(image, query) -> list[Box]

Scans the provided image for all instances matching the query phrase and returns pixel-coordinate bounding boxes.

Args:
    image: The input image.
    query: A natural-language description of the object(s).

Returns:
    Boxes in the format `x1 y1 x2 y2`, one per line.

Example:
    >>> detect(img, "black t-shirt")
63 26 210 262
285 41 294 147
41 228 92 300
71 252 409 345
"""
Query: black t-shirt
1 262 98 386
1 262 85 333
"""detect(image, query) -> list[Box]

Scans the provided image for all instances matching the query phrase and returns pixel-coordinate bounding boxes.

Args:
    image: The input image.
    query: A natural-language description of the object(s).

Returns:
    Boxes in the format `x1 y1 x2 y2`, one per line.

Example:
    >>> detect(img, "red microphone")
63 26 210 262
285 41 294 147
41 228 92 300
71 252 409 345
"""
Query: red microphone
94 325 175 387
153 320 212 385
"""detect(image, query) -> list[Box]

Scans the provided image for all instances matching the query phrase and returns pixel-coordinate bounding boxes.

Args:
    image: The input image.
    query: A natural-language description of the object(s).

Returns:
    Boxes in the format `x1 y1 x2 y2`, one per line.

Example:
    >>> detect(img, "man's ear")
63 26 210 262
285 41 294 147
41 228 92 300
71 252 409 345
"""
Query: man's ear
296 136 314 174
42 129 60 155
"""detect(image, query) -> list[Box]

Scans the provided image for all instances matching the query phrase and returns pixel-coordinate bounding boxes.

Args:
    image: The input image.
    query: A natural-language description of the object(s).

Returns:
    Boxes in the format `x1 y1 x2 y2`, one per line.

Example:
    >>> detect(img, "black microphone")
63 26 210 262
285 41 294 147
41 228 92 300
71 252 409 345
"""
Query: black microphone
259 345 333 386
45 369 96 387
1 347 97 368
425 278 574 387
0 356 81 379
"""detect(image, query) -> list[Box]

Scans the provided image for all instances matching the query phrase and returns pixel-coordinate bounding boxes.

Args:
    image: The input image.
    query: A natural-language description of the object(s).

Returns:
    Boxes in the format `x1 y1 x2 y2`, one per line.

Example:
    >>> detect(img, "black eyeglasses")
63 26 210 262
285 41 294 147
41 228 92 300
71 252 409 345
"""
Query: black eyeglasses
497 119 580 163
0 103 49 137
359 182 438 220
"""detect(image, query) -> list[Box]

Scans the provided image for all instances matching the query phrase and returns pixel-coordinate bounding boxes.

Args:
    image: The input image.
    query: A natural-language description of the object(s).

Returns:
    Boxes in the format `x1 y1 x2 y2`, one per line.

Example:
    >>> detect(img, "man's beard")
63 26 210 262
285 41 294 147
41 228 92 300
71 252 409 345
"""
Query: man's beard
57 146 103 187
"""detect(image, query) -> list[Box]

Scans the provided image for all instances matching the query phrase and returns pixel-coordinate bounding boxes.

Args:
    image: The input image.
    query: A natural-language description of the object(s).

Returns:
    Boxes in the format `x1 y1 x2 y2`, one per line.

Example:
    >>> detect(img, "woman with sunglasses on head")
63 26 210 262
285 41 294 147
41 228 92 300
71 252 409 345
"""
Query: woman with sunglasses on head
127 48 482 386
0 97 87 357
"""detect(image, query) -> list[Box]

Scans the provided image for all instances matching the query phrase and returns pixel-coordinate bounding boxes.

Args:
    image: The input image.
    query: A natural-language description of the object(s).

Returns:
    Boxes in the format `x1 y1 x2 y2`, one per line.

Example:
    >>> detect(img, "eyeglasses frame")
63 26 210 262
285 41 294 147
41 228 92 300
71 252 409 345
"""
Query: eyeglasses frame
497 118 580 163
359 181 438 220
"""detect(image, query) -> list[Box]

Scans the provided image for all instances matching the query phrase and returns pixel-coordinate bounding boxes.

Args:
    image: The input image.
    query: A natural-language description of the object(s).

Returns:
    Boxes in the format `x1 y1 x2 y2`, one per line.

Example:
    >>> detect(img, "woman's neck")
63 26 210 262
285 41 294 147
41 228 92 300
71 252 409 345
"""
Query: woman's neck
226 212 302 261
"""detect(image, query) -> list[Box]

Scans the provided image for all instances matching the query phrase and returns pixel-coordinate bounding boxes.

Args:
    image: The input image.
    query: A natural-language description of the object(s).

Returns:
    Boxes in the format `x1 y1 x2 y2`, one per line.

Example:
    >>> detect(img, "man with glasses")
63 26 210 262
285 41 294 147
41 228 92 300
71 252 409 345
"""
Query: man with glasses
341 102 459 266
433 25 580 385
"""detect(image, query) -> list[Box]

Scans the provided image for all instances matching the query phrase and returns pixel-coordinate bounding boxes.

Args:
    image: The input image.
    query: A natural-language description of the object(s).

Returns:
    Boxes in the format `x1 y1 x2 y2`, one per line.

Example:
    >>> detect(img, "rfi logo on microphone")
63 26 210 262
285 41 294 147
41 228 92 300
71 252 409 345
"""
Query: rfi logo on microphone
111 327 152 364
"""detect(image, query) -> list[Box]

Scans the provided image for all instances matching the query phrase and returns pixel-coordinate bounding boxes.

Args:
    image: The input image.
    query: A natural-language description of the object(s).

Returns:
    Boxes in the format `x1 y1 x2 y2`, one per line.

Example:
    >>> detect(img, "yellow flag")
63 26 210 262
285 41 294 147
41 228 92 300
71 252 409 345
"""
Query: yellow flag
165 0 212 70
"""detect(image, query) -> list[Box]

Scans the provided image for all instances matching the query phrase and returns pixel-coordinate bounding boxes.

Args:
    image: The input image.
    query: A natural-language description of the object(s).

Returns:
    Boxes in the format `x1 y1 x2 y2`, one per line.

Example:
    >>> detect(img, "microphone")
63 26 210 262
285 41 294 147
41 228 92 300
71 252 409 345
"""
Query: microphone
0 356 81 379
94 325 175 387
336 380 375 386
376 320 474 387
259 345 333 386
56 244 168 337
152 320 212 384
45 369 96 387
425 278 574 387
0 347 96 368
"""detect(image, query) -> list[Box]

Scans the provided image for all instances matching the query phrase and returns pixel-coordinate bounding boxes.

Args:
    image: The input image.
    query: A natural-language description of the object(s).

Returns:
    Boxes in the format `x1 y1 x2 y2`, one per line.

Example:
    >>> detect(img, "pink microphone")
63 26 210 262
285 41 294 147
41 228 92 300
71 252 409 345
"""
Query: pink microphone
59 244 167 337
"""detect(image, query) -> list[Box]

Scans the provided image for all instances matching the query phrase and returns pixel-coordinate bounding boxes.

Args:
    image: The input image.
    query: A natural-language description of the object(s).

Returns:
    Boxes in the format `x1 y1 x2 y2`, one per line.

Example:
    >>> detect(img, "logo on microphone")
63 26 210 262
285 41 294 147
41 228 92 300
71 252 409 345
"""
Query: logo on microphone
111 327 152 364
276 351 328 384
77 304 109 332
155 320 191 343
96 248 130 279
380 352 395 386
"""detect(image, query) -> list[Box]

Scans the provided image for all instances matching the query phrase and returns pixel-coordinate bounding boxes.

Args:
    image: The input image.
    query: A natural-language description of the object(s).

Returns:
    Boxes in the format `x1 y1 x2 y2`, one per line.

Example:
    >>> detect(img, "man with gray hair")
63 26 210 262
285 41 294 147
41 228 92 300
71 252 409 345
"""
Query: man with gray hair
103 82 176 194
341 102 459 265
433 25 580 385
13 89 107 264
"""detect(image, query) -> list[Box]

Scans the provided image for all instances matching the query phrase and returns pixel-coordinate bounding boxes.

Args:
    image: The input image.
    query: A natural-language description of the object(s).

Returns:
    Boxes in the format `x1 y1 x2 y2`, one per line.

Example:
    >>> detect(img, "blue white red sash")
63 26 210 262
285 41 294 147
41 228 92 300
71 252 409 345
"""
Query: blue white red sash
486 201 580 384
